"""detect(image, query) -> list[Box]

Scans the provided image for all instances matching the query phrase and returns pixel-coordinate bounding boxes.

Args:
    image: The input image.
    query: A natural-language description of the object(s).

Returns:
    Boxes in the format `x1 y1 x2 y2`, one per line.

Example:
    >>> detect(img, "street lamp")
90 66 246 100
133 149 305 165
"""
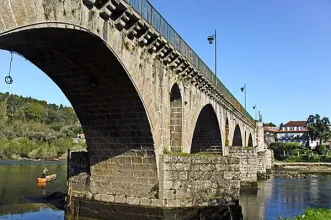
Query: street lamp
207 30 217 76
240 83 246 115
253 105 257 121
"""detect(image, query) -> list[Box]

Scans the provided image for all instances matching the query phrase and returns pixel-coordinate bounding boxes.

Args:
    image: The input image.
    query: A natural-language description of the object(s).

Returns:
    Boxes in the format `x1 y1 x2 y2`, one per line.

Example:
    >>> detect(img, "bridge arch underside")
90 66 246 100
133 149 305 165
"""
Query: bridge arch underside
248 133 253 146
170 84 182 152
232 125 243 147
191 104 222 154
0 27 158 198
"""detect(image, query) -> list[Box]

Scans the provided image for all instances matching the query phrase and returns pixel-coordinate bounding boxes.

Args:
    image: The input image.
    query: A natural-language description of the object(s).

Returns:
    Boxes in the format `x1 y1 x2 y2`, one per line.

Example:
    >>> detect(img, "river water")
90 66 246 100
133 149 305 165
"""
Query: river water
1 160 331 220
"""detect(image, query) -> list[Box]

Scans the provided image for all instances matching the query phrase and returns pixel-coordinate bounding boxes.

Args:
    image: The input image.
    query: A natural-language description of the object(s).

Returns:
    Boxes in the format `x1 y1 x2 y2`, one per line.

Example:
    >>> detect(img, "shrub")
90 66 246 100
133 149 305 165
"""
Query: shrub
316 145 327 155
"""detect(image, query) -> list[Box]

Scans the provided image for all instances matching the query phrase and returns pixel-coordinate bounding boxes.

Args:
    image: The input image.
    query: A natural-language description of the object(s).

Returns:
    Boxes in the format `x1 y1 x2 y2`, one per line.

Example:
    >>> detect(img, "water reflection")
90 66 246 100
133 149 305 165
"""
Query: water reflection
240 175 331 219
2 160 331 220
0 160 66 219
240 179 273 219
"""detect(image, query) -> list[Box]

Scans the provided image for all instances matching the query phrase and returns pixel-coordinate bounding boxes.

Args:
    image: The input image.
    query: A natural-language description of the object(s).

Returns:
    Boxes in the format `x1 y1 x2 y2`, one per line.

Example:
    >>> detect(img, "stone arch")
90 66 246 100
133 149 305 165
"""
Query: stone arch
170 83 182 152
191 104 222 153
232 124 243 146
225 117 230 146
0 27 157 198
248 133 253 146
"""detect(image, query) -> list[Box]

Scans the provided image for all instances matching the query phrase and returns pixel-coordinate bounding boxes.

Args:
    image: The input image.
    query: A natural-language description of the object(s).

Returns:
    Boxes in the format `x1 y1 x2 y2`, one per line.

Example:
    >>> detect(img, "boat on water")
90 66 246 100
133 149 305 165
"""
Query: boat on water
37 174 57 183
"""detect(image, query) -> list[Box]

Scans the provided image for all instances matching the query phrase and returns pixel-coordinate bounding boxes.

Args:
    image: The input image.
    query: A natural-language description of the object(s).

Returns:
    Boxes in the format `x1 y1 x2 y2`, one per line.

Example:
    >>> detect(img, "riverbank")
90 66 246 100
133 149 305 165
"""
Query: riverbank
0 137 86 161
274 161 331 173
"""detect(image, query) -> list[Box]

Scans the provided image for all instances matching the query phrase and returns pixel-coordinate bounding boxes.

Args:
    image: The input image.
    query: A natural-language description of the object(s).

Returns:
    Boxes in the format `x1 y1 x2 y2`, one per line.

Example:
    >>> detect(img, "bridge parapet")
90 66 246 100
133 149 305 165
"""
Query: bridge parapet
82 0 255 128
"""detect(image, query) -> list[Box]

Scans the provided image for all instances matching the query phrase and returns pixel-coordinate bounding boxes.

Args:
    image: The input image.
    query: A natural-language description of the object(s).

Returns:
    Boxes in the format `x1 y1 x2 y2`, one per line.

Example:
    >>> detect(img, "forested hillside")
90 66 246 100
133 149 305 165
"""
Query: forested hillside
0 92 86 160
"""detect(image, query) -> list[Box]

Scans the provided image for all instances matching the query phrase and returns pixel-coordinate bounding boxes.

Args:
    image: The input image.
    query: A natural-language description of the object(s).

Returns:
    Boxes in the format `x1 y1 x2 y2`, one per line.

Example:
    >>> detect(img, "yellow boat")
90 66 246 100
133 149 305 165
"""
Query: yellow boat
37 174 57 183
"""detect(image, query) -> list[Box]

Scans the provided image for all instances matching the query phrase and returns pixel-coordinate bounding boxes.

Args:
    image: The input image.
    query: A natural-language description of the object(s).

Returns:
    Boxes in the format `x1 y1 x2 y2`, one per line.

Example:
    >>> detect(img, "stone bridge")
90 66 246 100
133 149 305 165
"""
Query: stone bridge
0 0 273 218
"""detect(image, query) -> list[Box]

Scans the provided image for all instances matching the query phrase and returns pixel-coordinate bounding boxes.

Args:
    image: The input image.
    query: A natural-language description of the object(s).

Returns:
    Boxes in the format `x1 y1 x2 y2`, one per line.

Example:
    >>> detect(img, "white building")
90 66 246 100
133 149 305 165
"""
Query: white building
275 121 309 147
275 121 330 149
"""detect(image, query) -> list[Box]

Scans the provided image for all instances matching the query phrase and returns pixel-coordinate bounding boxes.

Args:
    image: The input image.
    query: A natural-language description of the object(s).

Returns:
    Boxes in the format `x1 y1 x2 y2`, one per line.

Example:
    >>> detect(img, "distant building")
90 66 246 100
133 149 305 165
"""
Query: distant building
275 121 309 147
275 120 331 149
264 126 278 133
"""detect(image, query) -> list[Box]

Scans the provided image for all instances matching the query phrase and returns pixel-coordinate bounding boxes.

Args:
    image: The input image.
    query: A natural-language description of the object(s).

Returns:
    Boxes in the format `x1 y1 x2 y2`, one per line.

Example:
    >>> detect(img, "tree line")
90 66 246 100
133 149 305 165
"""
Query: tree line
0 92 85 160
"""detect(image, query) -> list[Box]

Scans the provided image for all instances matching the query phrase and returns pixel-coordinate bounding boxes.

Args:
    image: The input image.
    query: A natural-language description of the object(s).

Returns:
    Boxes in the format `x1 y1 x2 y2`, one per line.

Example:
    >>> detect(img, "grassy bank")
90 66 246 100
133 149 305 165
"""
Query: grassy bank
274 161 331 173
278 155 331 163
0 137 86 160
280 208 331 220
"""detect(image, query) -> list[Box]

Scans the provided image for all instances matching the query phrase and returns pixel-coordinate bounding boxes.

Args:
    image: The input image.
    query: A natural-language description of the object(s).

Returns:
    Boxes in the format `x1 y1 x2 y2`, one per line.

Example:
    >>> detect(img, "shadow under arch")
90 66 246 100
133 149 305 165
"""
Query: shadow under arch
191 104 222 153
225 117 230 146
170 83 182 152
248 133 253 146
232 124 243 147
0 27 157 198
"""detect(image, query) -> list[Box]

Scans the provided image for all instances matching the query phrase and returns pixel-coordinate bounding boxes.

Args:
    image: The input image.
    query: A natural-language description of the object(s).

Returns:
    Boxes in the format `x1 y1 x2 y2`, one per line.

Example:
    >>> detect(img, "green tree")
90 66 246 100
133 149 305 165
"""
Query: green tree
25 102 48 122
307 114 331 144
0 99 8 127
316 145 327 155
264 122 276 127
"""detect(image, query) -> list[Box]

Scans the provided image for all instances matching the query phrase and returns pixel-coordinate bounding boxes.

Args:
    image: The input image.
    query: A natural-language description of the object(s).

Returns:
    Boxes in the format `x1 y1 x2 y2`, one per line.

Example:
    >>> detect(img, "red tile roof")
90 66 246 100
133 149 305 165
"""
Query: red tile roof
284 121 307 127
275 129 308 133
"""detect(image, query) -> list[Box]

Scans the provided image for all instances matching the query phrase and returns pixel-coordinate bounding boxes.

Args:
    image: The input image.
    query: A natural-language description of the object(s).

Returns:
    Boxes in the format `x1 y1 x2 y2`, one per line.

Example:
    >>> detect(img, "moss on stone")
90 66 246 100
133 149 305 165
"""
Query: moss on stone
163 151 215 157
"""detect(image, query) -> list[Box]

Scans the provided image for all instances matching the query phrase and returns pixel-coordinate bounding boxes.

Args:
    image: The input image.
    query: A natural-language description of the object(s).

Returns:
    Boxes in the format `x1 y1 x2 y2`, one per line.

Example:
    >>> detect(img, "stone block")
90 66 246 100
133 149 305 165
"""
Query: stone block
139 198 152 206
94 193 102 201
126 196 140 205
223 171 239 180
165 199 181 207
131 157 143 164
114 195 127 203
101 194 115 203
163 180 173 190
180 198 193 207
163 189 176 200
151 199 163 207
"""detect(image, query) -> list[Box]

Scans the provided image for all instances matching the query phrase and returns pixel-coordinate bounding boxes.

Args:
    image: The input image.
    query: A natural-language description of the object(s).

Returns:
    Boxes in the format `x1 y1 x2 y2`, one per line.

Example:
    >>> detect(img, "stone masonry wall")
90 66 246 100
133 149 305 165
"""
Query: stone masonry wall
229 147 257 183
257 151 266 174
265 149 274 170
256 122 265 151
159 154 241 208
69 152 91 193
258 149 274 172
89 150 159 199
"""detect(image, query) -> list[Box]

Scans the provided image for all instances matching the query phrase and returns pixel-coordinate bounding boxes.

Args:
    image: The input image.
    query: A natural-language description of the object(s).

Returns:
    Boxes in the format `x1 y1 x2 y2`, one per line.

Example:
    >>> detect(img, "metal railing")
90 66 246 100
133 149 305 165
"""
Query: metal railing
123 0 255 124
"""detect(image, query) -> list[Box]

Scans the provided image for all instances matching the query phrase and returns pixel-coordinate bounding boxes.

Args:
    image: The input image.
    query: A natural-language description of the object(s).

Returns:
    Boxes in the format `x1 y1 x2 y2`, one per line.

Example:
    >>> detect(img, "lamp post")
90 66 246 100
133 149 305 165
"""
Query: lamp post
240 84 246 115
207 30 217 76
253 104 257 121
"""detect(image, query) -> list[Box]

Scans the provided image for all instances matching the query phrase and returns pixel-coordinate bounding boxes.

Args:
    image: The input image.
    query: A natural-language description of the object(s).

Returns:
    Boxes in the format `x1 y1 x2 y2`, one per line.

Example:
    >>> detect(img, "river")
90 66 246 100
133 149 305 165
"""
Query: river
1 161 331 220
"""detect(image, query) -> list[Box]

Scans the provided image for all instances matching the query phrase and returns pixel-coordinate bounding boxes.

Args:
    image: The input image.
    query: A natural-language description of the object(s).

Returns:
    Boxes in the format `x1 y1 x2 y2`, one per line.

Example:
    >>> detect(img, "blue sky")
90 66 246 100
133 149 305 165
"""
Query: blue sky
0 0 330 126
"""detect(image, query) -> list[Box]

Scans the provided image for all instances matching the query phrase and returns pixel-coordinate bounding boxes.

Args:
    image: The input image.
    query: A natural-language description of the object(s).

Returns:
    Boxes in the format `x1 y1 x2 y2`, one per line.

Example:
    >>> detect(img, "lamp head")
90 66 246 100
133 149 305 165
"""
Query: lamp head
240 87 244 92
207 36 214 44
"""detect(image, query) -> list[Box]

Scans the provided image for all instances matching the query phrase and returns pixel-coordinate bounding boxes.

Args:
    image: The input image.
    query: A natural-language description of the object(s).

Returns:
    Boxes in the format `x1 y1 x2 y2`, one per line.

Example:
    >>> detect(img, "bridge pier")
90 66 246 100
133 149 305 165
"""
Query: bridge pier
227 147 258 191
67 152 244 219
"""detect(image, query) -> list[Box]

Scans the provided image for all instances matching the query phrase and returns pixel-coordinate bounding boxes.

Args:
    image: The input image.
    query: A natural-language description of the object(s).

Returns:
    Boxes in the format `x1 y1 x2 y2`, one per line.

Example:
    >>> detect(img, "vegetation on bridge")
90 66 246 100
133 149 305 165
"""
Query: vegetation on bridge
0 92 85 160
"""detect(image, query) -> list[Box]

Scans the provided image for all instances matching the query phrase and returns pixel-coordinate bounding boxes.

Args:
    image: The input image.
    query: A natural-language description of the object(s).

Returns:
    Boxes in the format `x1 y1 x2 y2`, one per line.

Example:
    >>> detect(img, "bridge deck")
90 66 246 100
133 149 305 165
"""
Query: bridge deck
123 0 254 124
